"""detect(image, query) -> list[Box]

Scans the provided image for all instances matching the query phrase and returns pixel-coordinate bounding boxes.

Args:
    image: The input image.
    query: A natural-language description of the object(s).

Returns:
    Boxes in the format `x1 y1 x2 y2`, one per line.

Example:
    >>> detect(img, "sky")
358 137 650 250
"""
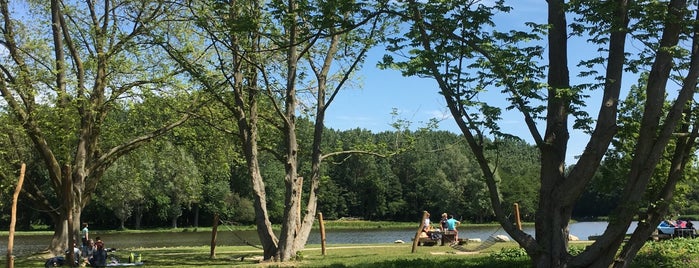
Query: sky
324 0 592 164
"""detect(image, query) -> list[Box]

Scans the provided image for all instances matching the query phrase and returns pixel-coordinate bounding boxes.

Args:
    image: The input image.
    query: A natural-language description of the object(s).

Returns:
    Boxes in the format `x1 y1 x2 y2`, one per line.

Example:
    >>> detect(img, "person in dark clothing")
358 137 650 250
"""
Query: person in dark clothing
91 237 107 267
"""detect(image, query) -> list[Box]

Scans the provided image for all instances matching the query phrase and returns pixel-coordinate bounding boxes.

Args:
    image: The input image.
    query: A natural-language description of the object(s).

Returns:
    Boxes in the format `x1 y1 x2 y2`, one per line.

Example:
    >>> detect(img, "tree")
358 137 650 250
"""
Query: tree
385 0 699 267
0 0 192 254
163 0 390 261
98 148 153 230
0 114 27 219
149 141 202 228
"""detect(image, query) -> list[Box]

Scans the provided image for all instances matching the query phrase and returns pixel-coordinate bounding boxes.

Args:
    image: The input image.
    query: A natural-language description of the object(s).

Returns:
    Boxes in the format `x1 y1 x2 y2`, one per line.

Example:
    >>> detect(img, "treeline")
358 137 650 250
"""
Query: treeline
3 110 697 230
4 121 540 229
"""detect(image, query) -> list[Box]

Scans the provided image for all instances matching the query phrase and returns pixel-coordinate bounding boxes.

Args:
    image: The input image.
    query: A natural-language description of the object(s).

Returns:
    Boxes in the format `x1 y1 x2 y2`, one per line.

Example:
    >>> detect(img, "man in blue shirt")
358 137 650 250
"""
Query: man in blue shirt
446 215 461 242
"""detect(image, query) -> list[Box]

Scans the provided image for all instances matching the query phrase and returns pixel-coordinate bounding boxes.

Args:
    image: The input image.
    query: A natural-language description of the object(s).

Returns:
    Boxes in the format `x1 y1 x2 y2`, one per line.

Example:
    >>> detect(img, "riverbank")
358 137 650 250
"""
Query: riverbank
0 219 517 235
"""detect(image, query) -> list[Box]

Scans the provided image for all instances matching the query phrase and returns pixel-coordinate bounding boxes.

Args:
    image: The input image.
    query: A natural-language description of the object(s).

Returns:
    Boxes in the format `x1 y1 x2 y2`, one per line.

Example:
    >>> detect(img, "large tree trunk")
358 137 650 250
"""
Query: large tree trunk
250 168 278 260
532 0 572 266
276 0 302 261
277 66 301 259
278 174 302 261
532 205 573 267
48 215 68 256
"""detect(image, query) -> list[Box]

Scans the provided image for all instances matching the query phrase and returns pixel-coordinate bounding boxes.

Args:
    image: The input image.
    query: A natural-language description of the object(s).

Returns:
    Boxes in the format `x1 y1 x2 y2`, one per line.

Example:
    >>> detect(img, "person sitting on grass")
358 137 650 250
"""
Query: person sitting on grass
91 237 107 267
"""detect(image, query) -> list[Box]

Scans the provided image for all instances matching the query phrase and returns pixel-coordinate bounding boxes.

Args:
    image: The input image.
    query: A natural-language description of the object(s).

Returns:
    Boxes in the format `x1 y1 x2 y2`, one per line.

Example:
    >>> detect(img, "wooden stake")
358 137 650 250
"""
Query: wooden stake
7 163 26 268
514 203 522 231
411 211 428 253
210 213 219 259
318 213 326 256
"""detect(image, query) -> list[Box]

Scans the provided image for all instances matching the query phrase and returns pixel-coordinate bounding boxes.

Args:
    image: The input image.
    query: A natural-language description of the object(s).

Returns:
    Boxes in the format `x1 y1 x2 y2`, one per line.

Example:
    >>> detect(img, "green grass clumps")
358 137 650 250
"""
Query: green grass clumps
631 238 699 267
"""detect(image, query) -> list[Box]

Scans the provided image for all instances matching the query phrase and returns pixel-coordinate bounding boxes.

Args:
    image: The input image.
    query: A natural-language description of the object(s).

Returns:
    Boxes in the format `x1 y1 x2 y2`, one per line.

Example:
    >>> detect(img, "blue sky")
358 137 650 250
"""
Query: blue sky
324 1 593 164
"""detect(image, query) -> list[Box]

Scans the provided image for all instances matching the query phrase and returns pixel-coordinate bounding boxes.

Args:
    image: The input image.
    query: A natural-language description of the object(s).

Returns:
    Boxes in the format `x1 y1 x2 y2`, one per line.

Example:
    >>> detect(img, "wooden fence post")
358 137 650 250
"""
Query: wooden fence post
514 203 522 231
318 213 326 256
7 163 26 268
210 213 219 259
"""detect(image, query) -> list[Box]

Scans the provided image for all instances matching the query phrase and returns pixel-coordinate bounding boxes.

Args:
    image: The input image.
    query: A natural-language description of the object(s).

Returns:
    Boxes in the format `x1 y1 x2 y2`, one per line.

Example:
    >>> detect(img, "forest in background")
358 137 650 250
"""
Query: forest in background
3 112 698 230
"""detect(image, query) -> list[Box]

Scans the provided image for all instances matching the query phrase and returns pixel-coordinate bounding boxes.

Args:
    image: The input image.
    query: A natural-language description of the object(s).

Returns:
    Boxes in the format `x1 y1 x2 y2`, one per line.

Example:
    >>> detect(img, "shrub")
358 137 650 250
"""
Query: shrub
631 238 699 267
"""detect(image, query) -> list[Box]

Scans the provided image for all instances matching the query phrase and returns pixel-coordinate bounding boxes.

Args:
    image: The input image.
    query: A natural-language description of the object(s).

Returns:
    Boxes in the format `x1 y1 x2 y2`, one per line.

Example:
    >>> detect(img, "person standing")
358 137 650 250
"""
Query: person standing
80 222 89 250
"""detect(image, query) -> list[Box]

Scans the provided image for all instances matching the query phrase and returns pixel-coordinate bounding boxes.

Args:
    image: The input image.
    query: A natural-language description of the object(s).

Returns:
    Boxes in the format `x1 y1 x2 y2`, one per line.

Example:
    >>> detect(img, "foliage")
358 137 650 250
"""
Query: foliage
97 148 154 229
382 0 699 266
317 128 539 223
489 247 528 262
0 0 194 254
631 239 699 267
8 123 688 229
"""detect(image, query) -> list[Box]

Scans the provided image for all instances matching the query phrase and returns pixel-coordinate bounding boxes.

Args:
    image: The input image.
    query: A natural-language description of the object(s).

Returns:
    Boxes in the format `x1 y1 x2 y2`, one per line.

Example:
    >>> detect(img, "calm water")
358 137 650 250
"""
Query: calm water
1 222 636 257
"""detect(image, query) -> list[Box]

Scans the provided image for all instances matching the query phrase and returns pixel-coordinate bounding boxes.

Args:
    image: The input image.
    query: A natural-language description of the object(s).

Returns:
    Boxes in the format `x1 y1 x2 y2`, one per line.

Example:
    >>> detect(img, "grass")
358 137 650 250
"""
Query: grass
13 220 694 267
10 238 699 267
10 241 532 267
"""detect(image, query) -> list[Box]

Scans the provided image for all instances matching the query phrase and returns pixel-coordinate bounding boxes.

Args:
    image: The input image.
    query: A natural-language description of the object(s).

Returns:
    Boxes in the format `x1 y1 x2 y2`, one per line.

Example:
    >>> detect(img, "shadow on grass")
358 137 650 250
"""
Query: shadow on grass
110 252 263 267
313 257 531 268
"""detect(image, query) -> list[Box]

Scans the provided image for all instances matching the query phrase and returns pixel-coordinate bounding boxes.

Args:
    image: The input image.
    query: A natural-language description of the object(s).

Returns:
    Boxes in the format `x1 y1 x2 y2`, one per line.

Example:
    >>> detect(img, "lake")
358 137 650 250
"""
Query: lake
0 221 636 257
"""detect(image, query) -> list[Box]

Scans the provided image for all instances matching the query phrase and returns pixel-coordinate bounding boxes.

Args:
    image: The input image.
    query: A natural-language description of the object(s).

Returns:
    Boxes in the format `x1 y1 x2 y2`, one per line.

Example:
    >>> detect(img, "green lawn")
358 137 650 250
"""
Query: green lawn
6 221 698 267
9 239 699 267
10 242 529 267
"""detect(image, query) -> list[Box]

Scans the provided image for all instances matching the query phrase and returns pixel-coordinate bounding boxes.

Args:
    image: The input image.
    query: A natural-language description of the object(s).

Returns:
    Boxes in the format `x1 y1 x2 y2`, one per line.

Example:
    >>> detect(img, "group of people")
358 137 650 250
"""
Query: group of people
422 212 462 240
65 223 107 267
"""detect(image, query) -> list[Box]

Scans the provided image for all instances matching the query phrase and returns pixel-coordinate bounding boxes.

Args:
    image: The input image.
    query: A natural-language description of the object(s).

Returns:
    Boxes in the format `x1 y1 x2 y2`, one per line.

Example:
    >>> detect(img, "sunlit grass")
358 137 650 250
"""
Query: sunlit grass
12 239 694 267
10 242 528 267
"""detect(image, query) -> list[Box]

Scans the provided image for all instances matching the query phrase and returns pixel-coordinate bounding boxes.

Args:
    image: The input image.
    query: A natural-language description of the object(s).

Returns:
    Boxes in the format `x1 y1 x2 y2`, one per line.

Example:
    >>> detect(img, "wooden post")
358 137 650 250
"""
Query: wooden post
318 212 326 256
7 163 26 268
210 213 219 259
514 203 522 231
411 211 428 253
